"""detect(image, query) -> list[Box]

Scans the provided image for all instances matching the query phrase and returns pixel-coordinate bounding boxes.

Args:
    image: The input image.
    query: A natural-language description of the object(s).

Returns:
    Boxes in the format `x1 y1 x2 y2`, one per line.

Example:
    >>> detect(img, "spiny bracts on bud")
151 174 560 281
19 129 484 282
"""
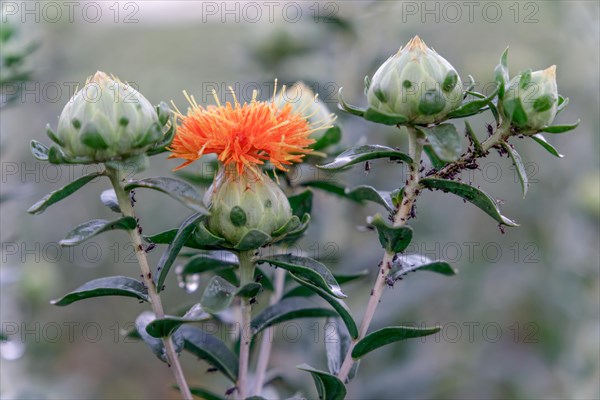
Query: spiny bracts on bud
204 167 292 246
502 65 558 132
366 36 463 125
50 71 168 162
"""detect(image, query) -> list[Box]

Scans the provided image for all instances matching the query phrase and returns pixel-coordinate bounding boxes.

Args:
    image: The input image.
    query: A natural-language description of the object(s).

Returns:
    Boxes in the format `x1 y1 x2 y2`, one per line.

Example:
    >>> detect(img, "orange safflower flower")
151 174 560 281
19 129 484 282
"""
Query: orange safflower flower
168 81 333 175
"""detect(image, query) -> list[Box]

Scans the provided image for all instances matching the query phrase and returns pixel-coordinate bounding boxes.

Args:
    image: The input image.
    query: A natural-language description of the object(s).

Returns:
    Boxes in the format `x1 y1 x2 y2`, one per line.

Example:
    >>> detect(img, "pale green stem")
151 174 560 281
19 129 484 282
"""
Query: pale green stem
251 268 286 396
106 167 192 400
237 250 256 400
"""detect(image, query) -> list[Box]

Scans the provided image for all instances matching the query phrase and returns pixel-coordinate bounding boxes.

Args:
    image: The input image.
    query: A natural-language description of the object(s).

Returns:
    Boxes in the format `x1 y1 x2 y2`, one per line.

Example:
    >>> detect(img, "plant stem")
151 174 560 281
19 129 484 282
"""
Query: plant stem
337 121 511 384
106 167 193 400
251 267 286 396
237 250 256 400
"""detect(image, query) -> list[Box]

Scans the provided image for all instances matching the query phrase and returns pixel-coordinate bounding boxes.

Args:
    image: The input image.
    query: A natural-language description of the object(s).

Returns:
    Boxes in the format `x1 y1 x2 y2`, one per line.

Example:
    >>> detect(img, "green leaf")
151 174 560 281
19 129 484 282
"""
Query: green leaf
540 119 580 133
297 363 347 400
288 189 313 217
271 216 302 237
100 189 121 213
495 47 509 99
344 185 394 212
556 95 569 113
155 213 205 292
233 229 271 251
201 276 237 313
146 122 176 156
289 274 358 339
416 124 462 162
363 107 408 125
282 271 366 299
59 217 137 247
46 123 64 146
530 134 563 158
146 304 210 338
502 143 528 198
272 213 311 246
257 254 346 299
51 276 148 306
236 282 262 299
125 177 209 214
368 214 413 253
30 139 49 161
135 311 185 364
324 318 351 375
317 144 412 171
188 387 224 400
312 126 342 151
251 297 337 336
180 253 238 277
389 254 457 281
337 87 365 117
423 144 447 169
504 97 528 126
28 171 104 214
447 85 499 119
351 326 441 359
420 178 518 226
464 121 484 156
301 180 361 203
192 221 227 248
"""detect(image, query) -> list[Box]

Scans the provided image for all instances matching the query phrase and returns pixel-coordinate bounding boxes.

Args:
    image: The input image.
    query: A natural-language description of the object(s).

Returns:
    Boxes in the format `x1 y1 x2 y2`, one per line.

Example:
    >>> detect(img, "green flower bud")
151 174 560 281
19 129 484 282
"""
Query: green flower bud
56 71 162 161
502 65 558 131
204 167 292 246
366 36 463 125
272 82 336 128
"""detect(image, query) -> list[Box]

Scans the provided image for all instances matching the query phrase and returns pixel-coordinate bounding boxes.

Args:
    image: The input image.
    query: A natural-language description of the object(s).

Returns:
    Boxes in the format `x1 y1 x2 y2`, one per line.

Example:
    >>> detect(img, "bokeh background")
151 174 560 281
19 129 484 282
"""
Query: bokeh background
1 1 599 399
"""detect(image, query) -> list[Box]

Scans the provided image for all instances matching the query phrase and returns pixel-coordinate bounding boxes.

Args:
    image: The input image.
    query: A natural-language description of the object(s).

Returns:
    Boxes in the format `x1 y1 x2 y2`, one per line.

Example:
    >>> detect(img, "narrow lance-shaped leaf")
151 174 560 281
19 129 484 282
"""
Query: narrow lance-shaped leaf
363 107 408 125
251 297 337 336
416 124 462 162
155 212 205 292
351 326 441 359
288 189 313 217
389 254 457 281
51 276 149 306
59 217 137 247
100 189 121 212
420 178 518 226
447 85 499 119
257 254 346 298
28 171 104 214
324 318 351 376
135 311 185 364
540 119 580 134
289 274 358 339
502 143 528 198
145 304 210 338
368 214 413 254
125 177 209 213
180 325 239 383
187 387 225 400
312 126 342 151
297 363 347 400
530 134 563 158
318 144 412 171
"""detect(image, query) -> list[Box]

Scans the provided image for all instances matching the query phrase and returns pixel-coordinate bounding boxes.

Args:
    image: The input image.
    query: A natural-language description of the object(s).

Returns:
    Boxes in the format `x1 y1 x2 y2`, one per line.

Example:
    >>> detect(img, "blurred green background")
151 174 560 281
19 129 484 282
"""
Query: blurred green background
1 1 598 399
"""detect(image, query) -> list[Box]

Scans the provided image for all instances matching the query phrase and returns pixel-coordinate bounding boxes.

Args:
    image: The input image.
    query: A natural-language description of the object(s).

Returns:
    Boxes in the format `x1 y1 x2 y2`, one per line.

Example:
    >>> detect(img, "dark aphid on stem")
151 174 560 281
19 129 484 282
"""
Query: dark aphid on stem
145 243 156 253
206 367 218 373
249 297 257 305
137 225 143 235
498 224 506 235
486 123 494 136
129 190 136 207
364 161 371 175
225 387 236 396
385 275 395 287
254 274 263 283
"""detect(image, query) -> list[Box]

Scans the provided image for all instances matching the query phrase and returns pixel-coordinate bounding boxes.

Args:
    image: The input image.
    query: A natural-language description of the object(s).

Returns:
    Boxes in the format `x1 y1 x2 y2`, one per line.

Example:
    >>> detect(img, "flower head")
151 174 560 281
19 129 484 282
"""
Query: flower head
55 71 164 162
169 81 332 174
